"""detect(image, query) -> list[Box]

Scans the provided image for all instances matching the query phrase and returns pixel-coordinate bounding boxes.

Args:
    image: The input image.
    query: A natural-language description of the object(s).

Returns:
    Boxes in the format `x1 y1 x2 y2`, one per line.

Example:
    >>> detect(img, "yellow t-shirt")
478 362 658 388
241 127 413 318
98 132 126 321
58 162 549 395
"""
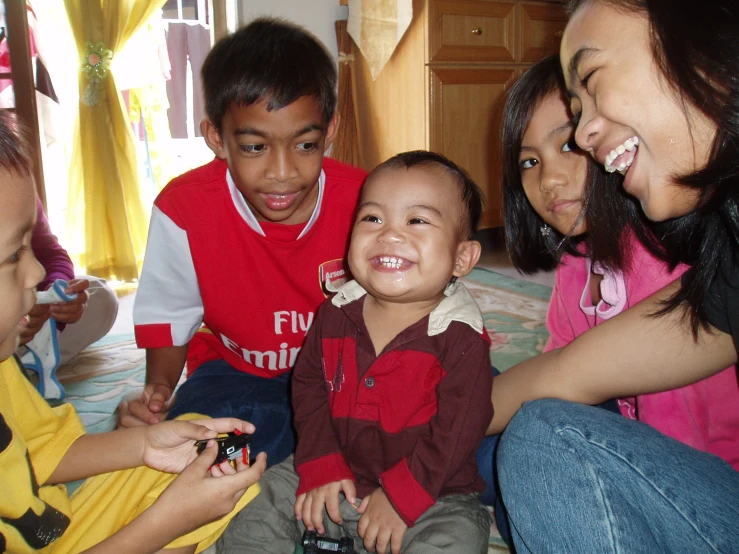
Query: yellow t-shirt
0 356 259 553
0 356 85 551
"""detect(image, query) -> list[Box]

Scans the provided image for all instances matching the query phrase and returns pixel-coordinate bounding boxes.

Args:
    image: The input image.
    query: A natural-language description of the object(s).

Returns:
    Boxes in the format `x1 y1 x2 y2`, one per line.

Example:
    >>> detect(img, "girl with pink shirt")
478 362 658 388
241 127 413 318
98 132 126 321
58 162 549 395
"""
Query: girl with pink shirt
501 54 739 468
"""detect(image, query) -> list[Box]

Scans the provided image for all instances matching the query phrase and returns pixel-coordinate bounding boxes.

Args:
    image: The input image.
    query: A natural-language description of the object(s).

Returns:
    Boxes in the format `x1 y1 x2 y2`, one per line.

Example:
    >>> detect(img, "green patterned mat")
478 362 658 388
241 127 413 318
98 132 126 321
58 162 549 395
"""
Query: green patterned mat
463 267 552 371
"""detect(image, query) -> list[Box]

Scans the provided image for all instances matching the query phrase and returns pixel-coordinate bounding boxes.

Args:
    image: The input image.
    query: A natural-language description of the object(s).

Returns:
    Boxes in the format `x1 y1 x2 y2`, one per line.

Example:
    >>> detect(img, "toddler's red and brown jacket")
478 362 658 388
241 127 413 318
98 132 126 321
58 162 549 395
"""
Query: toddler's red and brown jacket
292 280 494 526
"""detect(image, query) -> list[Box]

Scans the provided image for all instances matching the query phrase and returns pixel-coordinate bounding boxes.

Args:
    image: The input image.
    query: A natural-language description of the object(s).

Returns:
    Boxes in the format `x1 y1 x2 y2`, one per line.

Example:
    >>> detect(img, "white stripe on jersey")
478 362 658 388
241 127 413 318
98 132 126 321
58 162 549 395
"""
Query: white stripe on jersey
133 205 204 346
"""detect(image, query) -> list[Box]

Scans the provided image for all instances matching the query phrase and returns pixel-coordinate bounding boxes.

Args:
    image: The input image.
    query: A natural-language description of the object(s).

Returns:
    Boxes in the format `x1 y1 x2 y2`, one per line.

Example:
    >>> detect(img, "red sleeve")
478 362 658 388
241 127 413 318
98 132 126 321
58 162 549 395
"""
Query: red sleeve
292 303 355 495
31 197 75 291
380 329 493 525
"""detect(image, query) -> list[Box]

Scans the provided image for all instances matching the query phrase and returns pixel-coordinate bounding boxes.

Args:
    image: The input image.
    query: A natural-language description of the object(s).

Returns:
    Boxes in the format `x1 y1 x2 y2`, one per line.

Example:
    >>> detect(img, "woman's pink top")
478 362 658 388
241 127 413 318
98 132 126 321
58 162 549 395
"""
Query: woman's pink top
544 235 739 470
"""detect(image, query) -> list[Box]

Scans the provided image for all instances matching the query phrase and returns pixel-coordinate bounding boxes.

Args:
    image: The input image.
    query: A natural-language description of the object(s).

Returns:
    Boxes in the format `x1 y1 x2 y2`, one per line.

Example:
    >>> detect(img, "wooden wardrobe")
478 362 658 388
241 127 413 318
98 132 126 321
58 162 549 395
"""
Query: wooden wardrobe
347 0 567 228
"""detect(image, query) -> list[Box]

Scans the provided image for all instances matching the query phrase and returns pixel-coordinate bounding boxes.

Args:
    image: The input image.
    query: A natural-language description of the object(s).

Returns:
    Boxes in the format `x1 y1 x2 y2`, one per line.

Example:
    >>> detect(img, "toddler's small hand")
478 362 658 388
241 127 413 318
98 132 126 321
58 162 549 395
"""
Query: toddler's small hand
357 489 407 554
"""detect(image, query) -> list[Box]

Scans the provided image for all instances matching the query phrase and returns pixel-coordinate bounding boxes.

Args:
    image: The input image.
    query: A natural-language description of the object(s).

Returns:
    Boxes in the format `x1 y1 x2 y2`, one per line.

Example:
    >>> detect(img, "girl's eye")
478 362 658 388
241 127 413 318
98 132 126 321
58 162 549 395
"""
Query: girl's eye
519 158 538 171
240 144 266 154
297 141 318 152
580 69 596 93
360 214 382 223
8 246 26 264
408 217 428 224
562 139 579 153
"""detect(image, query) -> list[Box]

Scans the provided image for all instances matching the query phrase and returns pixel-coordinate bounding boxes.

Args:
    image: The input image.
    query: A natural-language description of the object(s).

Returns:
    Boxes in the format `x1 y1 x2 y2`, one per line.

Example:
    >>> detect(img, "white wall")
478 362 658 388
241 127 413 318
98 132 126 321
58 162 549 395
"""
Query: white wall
237 1 348 61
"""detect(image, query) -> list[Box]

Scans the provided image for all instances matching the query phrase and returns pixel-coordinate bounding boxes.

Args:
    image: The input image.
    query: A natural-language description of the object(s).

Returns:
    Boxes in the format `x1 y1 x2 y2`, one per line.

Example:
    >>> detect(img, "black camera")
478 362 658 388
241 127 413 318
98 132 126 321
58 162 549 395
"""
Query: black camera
301 529 357 554
194 431 251 465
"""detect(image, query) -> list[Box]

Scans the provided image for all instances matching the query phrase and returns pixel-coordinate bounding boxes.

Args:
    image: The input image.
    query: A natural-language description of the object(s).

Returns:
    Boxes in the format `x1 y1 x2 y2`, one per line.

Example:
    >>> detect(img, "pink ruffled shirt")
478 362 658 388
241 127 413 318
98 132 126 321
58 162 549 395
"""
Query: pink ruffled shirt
545 235 739 470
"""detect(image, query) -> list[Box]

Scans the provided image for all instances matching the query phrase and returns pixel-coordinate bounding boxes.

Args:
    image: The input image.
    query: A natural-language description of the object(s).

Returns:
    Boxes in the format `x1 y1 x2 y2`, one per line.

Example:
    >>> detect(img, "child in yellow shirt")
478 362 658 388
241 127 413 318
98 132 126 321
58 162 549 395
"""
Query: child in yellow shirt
0 115 265 552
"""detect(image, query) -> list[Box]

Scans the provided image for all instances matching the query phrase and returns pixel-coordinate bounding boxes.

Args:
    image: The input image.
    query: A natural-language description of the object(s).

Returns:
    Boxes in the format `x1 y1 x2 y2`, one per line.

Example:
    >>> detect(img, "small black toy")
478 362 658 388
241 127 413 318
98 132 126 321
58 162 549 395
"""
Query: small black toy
195 429 251 466
301 529 357 554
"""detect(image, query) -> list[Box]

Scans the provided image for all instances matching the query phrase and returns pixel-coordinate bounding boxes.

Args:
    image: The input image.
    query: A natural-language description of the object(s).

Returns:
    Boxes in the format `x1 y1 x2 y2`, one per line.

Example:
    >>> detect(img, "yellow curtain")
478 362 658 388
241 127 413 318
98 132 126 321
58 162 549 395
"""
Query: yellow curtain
63 0 166 282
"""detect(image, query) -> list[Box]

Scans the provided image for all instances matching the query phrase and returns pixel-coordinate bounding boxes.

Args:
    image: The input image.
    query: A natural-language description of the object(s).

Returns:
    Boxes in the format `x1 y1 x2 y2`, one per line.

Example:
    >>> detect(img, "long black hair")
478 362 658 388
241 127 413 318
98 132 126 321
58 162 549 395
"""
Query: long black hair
566 0 739 333
501 55 659 274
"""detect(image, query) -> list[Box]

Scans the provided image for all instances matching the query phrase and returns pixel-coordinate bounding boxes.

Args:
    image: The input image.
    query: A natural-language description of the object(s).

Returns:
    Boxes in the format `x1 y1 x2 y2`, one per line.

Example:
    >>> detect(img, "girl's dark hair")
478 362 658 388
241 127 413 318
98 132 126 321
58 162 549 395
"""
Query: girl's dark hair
0 112 32 177
566 0 739 334
501 54 658 274
202 17 337 133
367 150 484 241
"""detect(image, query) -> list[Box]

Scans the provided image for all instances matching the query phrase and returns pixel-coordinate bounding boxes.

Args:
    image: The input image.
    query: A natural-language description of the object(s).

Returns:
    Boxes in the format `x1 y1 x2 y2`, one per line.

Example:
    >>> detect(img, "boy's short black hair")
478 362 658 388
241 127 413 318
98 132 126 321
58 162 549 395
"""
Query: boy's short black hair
367 150 484 241
0 112 31 177
202 17 337 133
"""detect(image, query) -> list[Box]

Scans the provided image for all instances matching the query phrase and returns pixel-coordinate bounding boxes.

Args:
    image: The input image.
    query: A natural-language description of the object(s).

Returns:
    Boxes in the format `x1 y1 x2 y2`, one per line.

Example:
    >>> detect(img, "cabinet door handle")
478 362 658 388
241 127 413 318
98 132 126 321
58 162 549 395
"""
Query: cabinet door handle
471 28 483 35
554 30 564 38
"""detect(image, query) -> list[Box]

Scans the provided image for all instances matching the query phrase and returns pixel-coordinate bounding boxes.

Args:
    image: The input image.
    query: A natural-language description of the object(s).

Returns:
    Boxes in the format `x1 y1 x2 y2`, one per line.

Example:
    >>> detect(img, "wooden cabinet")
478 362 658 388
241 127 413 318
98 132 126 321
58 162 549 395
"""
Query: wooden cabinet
349 0 566 228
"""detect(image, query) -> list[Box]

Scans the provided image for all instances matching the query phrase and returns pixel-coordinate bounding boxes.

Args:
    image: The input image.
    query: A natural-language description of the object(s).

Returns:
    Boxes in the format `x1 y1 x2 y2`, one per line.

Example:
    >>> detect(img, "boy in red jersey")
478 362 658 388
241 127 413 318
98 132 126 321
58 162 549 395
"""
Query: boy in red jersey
117 18 367 468
218 151 494 554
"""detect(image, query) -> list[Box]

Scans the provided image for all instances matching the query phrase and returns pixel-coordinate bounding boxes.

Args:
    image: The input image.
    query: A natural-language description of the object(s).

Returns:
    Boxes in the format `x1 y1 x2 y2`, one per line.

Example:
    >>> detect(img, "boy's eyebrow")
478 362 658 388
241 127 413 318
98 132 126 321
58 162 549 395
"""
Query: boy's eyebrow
357 200 382 210
2 220 34 255
410 204 443 217
233 123 325 138
358 201 443 218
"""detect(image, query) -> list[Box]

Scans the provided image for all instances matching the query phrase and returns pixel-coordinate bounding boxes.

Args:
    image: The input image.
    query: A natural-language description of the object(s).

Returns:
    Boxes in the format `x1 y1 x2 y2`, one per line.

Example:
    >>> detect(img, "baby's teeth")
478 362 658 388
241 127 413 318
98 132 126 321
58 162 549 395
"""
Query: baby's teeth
624 139 635 151
616 144 625 155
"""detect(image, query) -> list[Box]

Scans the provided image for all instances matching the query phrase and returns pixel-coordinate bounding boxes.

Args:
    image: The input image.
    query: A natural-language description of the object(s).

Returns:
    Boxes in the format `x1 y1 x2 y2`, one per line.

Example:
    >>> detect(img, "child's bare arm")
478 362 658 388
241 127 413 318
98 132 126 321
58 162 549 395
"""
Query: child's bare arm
488 281 737 434
117 345 188 427
48 417 256 484
79 443 266 554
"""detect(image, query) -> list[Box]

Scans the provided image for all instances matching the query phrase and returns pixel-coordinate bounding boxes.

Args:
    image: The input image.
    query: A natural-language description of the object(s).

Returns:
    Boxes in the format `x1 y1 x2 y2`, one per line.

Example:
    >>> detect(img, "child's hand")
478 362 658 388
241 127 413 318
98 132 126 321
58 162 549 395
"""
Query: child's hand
49 278 89 324
141 417 256 474
295 479 357 534
357 488 407 554
155 441 267 537
117 383 174 427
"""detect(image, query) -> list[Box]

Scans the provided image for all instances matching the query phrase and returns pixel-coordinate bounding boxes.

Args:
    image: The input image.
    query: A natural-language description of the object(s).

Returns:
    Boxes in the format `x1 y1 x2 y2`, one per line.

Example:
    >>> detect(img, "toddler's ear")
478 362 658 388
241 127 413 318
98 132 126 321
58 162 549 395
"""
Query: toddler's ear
453 240 482 278
201 119 227 159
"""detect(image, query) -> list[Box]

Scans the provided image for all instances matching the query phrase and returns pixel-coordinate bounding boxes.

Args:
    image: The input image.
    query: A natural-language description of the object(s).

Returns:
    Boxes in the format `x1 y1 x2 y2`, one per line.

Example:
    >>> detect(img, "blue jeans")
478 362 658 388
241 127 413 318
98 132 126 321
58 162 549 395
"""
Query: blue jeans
477 386 622 550
497 399 739 553
167 359 296 467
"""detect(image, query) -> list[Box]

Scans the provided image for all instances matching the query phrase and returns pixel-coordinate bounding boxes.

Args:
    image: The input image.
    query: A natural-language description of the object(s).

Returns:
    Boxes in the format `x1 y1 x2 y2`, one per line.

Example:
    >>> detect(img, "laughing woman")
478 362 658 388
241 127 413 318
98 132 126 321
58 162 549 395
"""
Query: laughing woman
489 0 739 552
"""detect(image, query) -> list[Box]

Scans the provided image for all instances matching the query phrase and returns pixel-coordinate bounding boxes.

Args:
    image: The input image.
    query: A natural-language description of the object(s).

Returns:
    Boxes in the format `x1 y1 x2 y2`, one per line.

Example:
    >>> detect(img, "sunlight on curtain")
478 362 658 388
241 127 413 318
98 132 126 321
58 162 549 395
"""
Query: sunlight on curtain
63 0 166 282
